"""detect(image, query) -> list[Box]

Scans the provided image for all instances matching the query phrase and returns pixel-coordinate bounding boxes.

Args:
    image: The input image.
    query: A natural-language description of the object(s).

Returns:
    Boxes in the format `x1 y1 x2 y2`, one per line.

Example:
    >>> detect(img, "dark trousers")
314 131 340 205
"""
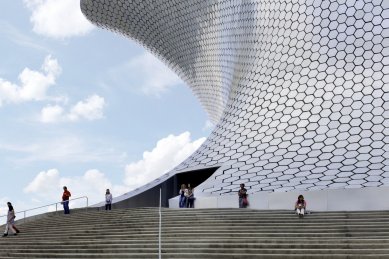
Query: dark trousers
63 200 70 214
105 203 112 210
187 197 194 208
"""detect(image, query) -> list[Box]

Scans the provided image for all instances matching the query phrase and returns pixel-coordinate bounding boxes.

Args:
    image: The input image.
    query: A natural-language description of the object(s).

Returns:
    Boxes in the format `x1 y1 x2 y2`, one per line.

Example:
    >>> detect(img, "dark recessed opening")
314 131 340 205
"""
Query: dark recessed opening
111 166 219 209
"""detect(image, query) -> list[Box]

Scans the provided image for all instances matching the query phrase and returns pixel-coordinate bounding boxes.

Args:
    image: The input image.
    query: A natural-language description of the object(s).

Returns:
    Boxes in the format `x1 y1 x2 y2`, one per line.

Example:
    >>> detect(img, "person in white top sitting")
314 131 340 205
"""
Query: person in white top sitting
105 189 113 210
295 195 307 218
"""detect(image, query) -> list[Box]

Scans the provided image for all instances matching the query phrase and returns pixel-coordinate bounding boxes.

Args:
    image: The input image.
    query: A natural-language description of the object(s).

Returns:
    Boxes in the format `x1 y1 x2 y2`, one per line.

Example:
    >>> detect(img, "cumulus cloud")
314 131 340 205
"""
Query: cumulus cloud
24 0 94 39
68 95 105 121
40 104 64 123
109 52 182 96
0 55 61 106
40 94 105 123
24 168 61 196
22 132 205 206
124 132 206 190
24 168 129 206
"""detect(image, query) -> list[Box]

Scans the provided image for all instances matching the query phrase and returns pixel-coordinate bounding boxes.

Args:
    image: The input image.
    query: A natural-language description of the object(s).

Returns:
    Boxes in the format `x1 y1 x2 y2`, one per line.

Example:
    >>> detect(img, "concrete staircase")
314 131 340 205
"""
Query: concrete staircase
1 208 389 258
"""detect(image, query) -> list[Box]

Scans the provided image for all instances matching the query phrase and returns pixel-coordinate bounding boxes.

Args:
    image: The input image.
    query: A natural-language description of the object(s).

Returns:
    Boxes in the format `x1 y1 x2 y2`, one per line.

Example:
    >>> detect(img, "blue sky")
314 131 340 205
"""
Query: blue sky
0 0 212 214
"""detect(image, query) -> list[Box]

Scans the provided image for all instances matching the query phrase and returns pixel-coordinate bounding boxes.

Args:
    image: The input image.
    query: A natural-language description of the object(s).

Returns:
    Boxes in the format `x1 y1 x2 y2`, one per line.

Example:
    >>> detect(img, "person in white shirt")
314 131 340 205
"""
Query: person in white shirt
295 195 307 218
179 184 187 208
105 189 113 210
2 202 19 237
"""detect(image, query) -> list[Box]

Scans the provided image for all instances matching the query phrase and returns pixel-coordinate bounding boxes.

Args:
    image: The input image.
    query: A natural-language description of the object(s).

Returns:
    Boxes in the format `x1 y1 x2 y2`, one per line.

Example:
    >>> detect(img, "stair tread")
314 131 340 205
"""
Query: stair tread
2 208 389 257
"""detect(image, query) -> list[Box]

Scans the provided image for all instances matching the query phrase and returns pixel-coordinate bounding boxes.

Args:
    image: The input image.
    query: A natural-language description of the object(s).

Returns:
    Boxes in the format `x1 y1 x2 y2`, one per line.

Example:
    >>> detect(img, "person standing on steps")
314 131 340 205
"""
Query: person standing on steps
105 189 113 210
186 184 195 208
62 186 71 214
2 202 20 237
179 184 187 208
295 195 307 218
238 183 248 208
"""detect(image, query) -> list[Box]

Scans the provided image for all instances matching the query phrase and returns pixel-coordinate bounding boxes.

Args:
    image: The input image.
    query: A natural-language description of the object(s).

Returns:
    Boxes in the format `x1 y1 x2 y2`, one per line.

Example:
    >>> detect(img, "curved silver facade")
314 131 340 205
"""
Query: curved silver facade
81 0 389 196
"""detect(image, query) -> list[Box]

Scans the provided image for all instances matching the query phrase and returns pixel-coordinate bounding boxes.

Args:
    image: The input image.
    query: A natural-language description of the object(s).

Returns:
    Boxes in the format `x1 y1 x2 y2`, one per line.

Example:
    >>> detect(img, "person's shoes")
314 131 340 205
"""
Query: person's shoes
15 229 20 233
299 214 304 218
2 234 8 237
13 233 17 236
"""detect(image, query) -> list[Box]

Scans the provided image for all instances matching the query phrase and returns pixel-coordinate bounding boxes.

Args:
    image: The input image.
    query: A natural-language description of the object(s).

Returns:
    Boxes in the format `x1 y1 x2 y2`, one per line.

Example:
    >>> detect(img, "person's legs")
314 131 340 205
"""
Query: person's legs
3 222 16 236
297 208 304 217
180 197 186 208
243 198 248 208
12 224 20 233
3 223 9 236
108 204 112 210
180 196 184 208
188 198 194 208
63 201 70 214
239 198 243 208
105 204 108 210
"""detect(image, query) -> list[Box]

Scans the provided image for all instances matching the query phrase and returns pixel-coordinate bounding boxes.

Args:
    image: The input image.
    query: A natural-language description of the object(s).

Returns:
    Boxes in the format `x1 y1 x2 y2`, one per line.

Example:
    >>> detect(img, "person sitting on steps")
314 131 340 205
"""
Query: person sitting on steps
295 195 307 218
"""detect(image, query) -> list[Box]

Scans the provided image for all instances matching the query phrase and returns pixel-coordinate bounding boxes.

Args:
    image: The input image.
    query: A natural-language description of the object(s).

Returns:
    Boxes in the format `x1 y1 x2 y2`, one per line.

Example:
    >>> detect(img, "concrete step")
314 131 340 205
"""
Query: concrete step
1 208 389 258
18 218 389 229
4 233 389 242
2 242 389 250
4 252 389 258
3 247 389 256
0 240 389 247
18 222 389 230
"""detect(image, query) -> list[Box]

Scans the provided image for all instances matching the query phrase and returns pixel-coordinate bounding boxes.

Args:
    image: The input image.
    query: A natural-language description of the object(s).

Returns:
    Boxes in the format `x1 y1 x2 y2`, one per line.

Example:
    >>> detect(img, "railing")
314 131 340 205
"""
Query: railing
0 196 88 223
159 188 162 259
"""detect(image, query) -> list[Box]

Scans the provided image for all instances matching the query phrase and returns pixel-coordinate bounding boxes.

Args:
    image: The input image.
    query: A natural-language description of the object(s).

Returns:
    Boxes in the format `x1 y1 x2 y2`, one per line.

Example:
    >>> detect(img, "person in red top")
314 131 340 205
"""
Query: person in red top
62 186 71 214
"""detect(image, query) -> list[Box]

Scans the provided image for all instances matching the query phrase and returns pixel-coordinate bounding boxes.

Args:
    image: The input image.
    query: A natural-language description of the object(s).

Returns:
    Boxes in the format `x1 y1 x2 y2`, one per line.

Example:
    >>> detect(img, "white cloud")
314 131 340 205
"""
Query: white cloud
0 55 61 106
24 0 94 39
24 168 61 195
109 52 182 96
40 104 64 123
24 168 129 206
40 94 105 123
21 132 205 206
124 132 206 190
68 95 105 121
